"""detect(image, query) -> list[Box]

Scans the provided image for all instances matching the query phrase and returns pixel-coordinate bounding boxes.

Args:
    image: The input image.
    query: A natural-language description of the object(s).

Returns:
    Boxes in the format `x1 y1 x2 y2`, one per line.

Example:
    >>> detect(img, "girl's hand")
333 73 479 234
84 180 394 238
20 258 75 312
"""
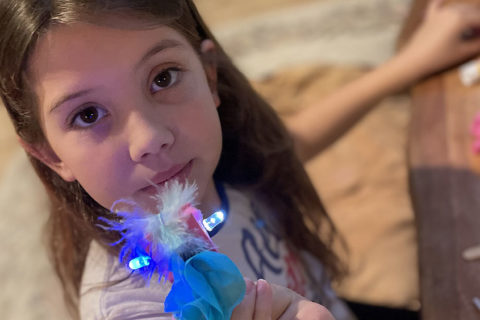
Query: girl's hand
397 0 480 80
231 279 272 320
231 279 335 320
269 282 335 320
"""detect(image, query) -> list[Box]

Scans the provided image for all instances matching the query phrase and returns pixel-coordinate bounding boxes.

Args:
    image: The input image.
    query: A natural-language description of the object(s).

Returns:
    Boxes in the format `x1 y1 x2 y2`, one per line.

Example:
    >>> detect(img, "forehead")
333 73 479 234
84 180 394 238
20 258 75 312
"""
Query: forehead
30 22 192 76
28 22 196 111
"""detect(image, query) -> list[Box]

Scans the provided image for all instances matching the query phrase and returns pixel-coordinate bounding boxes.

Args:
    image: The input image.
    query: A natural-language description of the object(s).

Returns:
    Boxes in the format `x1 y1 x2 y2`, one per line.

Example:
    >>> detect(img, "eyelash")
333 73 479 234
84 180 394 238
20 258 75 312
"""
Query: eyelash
69 105 108 129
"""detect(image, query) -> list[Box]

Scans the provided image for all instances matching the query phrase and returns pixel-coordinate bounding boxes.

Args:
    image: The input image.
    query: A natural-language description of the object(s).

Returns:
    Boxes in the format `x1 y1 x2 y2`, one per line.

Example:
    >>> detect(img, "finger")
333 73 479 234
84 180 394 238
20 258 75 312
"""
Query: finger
269 283 294 319
459 38 480 59
293 300 336 320
462 8 480 30
253 279 273 320
458 9 480 44
231 278 256 320
426 0 444 18
270 284 336 320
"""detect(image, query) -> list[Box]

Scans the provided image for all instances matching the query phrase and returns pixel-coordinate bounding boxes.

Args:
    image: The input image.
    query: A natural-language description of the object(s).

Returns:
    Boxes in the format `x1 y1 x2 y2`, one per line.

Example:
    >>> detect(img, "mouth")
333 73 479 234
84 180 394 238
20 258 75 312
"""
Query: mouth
141 160 193 196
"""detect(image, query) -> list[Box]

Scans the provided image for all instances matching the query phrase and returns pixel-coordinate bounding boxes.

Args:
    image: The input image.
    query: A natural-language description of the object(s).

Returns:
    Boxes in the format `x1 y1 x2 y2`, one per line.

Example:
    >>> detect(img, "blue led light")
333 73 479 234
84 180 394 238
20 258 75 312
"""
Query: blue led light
128 255 152 270
202 210 225 232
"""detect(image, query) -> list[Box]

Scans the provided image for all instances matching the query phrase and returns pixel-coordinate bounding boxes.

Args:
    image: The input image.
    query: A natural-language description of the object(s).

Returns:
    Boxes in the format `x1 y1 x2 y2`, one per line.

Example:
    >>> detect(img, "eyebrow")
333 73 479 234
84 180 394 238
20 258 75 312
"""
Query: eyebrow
49 88 95 114
48 39 184 114
135 39 184 70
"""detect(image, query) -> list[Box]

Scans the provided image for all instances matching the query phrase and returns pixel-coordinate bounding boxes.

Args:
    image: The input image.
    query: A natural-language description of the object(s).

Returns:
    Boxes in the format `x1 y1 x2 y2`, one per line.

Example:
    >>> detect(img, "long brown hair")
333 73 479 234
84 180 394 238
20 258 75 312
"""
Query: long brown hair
0 0 345 318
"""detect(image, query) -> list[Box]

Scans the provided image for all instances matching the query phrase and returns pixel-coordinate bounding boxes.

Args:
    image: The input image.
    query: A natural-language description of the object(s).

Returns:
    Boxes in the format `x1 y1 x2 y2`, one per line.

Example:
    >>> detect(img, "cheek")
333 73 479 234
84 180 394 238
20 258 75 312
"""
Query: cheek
187 83 222 131
182 101 222 149
76 163 128 209
58 144 131 208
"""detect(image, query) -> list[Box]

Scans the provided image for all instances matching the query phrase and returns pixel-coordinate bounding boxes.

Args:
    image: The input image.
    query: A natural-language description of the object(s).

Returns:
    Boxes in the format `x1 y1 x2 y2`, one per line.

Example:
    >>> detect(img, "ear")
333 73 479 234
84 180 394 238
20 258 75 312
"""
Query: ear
200 39 220 107
18 137 76 182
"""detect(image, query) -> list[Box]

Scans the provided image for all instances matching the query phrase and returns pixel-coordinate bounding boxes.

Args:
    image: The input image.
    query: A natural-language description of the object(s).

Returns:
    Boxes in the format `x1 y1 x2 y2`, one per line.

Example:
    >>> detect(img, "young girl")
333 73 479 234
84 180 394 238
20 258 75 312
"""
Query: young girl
1 0 479 319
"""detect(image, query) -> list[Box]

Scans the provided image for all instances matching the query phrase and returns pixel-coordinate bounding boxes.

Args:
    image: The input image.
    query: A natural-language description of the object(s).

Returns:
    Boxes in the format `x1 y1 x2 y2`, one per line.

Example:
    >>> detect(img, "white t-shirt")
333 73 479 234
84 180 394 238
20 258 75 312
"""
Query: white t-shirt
80 186 355 319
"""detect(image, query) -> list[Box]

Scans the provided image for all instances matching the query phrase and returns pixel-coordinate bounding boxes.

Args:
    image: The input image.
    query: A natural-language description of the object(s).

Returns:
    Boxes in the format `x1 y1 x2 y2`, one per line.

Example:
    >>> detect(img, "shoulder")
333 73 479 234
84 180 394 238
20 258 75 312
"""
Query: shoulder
80 240 172 320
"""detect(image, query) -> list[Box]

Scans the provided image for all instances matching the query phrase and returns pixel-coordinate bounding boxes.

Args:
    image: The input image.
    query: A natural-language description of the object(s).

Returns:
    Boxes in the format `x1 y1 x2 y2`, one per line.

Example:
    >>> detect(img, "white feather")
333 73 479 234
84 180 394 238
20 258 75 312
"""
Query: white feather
99 180 211 279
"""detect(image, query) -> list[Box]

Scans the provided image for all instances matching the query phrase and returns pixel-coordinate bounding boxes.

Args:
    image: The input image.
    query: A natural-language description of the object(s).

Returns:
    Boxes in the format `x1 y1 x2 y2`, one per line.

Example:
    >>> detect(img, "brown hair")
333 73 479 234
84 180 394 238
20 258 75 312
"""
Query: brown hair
0 0 345 318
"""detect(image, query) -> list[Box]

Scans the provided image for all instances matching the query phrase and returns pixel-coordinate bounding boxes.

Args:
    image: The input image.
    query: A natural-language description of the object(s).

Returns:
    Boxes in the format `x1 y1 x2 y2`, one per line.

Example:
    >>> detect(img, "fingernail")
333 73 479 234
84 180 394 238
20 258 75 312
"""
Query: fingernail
256 279 267 293
244 278 254 294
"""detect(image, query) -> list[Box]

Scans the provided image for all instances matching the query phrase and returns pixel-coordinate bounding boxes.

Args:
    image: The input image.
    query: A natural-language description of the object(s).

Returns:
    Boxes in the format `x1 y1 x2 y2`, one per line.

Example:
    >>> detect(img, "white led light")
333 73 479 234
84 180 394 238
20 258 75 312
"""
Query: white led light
203 210 225 232
128 256 152 270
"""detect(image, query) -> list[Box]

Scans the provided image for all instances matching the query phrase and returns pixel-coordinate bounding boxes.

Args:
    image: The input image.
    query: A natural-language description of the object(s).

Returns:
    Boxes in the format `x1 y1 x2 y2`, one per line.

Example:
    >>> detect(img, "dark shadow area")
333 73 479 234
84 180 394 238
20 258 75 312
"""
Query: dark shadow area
344 300 419 320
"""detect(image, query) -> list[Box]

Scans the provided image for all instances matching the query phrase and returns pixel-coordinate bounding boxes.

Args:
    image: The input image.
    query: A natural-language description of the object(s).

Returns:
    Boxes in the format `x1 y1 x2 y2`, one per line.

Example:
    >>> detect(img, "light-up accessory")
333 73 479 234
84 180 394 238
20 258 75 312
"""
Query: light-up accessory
202 210 225 232
100 181 244 320
128 255 152 270
126 209 226 271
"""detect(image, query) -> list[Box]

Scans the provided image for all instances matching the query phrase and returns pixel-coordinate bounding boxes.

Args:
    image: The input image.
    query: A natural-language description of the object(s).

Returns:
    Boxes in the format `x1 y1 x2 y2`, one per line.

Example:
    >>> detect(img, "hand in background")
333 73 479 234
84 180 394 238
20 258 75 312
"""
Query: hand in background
397 0 480 80
285 0 480 161
231 279 335 320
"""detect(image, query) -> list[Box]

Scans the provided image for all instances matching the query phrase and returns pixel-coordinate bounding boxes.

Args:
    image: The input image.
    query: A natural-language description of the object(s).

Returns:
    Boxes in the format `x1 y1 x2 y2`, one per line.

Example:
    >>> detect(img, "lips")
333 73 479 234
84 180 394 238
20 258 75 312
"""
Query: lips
141 161 192 196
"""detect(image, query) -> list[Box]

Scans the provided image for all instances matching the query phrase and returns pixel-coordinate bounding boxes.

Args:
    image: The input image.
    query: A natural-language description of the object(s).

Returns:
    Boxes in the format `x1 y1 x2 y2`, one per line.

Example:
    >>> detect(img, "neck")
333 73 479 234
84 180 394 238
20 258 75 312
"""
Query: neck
197 179 222 216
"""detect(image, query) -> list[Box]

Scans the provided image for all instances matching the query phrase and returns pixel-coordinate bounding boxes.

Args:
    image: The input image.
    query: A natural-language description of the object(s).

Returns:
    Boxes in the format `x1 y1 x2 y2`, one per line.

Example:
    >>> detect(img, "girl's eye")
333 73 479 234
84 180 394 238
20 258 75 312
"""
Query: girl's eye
150 68 181 93
71 106 108 128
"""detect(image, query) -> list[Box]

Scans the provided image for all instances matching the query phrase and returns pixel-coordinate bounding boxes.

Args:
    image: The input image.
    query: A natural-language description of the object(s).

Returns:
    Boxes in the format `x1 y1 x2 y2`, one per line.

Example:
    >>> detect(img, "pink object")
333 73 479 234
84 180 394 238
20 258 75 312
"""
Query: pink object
183 206 217 251
471 112 480 154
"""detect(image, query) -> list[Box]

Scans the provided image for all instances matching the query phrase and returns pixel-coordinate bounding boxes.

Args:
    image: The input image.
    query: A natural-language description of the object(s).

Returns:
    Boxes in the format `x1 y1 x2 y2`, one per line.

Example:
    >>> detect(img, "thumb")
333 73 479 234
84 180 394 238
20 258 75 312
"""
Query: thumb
426 0 444 18
253 279 273 320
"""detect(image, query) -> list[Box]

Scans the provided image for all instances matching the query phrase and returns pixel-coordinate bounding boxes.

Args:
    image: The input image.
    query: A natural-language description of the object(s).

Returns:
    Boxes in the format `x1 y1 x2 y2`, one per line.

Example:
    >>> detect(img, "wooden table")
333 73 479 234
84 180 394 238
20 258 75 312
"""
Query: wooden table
400 1 480 319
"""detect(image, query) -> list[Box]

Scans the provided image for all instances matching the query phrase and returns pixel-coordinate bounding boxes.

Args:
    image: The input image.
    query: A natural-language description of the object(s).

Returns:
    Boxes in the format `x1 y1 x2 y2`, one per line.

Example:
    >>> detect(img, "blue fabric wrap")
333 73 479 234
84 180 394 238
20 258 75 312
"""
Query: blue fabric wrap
165 251 246 320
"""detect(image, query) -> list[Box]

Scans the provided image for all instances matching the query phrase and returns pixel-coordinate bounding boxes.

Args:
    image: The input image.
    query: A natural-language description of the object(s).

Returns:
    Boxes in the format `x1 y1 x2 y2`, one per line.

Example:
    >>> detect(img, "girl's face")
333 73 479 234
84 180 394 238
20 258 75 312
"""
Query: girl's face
27 22 223 214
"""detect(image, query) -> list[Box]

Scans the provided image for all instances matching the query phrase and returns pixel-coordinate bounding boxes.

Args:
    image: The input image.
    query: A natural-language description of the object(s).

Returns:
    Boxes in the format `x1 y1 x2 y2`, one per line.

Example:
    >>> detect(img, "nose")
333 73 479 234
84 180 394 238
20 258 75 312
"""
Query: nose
127 111 174 162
